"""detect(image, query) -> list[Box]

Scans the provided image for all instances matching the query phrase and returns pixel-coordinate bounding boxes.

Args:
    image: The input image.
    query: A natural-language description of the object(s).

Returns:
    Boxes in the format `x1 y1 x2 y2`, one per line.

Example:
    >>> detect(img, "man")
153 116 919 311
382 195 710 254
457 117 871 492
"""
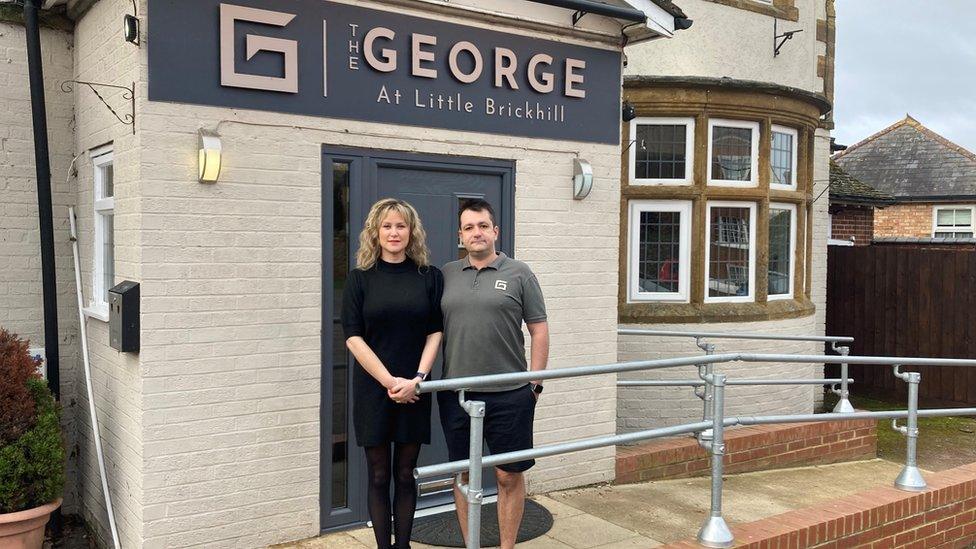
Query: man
438 198 549 549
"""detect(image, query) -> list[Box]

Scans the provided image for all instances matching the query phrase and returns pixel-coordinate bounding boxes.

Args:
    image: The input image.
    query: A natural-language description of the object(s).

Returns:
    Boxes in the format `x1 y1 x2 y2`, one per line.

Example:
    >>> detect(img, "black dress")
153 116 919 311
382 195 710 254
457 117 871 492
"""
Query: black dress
340 258 444 447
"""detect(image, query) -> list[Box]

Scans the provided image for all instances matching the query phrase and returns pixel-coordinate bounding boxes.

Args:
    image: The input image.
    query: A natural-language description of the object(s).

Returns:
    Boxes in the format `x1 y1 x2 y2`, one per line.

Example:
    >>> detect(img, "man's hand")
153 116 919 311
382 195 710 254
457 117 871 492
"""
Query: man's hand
388 377 420 403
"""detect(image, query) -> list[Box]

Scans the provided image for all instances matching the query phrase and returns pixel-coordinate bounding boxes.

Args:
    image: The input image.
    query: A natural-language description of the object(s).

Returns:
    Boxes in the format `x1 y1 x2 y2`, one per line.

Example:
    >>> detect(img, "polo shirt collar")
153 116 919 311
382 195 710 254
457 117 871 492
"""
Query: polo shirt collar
462 252 508 271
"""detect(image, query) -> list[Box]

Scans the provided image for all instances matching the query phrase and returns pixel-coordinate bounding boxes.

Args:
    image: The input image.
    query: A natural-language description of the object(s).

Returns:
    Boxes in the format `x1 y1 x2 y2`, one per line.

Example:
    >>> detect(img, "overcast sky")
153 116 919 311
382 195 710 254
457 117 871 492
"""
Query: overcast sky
833 1 976 152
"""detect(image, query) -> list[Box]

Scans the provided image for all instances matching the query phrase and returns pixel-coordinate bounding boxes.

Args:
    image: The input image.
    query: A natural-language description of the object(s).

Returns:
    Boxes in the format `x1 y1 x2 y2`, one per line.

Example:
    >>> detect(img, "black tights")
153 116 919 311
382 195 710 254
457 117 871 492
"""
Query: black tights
365 443 422 549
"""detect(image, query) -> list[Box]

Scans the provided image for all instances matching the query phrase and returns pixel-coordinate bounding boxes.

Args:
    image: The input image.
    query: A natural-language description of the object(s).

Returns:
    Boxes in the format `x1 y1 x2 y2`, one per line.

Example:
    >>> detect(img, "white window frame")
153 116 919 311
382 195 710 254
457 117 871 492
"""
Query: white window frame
628 117 696 186
932 205 975 238
85 145 114 321
707 119 760 187
767 203 796 301
705 201 757 303
628 200 692 303
770 125 798 190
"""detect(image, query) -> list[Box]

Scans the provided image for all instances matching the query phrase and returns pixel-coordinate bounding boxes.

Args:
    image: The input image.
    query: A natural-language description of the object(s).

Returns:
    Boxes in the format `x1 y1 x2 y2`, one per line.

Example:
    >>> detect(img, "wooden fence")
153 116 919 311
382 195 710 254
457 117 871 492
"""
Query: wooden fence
826 245 976 405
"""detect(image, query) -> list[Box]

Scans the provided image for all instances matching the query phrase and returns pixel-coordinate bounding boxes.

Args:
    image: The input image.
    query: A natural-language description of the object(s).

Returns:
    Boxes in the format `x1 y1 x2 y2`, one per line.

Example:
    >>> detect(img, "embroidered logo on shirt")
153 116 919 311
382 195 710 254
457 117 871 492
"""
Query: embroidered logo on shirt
494 280 508 291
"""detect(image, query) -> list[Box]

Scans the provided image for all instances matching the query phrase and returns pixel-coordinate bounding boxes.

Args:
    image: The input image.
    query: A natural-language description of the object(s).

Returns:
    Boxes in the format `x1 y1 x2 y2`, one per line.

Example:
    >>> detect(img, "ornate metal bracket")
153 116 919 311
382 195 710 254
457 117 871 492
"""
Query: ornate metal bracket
773 18 803 57
60 80 135 134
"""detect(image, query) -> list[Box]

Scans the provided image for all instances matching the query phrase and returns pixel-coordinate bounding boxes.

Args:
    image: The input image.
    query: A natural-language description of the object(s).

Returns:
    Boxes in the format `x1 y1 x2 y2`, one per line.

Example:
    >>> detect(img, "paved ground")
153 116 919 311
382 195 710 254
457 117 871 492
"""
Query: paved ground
282 458 906 548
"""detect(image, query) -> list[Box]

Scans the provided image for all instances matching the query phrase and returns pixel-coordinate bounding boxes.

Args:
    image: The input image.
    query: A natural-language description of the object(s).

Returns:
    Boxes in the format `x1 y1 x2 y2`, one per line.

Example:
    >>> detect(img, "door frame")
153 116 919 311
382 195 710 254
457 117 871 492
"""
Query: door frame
320 146 516 531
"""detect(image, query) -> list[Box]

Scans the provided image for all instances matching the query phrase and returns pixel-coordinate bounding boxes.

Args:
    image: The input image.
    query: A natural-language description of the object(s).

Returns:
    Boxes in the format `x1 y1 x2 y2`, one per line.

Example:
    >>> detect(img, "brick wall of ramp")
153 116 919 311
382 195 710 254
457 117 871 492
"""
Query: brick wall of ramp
616 420 877 484
666 462 976 548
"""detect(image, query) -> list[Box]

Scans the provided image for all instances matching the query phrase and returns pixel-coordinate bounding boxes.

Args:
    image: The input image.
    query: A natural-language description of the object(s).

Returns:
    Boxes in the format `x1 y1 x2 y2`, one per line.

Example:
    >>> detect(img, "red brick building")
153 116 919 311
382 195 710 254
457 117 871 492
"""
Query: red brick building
832 116 976 244
828 161 892 246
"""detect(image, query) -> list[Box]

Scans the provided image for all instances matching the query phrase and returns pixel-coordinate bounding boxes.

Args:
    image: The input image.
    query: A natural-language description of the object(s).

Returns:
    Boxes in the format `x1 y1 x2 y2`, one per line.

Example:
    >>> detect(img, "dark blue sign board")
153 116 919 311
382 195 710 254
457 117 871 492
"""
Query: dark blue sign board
148 0 622 144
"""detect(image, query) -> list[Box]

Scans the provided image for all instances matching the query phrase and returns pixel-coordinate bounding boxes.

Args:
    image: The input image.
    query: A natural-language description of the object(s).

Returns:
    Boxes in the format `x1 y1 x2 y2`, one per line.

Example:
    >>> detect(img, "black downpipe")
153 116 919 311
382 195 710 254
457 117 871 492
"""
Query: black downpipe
23 0 61 401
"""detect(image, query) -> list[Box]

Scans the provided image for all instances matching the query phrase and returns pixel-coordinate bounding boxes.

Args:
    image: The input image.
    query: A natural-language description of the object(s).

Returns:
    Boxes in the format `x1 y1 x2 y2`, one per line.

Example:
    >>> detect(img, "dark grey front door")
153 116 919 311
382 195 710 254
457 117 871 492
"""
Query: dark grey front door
321 147 514 530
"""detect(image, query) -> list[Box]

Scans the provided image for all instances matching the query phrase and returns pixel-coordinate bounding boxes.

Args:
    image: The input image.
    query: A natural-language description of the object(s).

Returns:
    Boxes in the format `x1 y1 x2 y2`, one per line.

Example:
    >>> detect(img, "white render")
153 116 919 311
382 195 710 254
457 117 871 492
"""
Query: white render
625 0 826 93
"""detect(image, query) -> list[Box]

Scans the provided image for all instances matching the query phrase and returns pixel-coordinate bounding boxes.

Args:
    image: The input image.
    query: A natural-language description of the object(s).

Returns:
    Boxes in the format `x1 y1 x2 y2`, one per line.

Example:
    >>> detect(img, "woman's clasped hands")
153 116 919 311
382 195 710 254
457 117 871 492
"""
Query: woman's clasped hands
387 377 421 404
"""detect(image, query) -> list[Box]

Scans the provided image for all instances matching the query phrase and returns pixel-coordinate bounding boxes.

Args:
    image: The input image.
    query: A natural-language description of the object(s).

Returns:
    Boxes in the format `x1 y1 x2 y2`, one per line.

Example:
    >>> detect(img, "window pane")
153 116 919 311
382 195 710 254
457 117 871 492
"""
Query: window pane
331 162 350 510
771 131 794 186
768 208 792 296
708 207 751 298
711 126 753 181
956 209 972 226
936 209 955 226
637 210 681 293
102 214 114 297
102 164 114 198
635 124 687 180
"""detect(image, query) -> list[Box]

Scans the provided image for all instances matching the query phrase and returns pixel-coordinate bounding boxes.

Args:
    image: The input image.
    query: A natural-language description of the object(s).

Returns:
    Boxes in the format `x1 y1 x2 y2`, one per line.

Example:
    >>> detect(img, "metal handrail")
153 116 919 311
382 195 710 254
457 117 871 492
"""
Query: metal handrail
618 328 857 415
618 378 854 387
617 328 854 344
414 407 976 481
415 352 976 549
417 353 976 393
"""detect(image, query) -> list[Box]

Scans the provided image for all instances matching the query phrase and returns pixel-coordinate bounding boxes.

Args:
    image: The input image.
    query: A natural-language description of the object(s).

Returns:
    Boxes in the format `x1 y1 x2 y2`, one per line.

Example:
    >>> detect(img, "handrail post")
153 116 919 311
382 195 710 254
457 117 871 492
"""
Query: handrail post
457 392 486 549
697 373 733 548
892 368 926 491
831 343 854 413
697 341 717 442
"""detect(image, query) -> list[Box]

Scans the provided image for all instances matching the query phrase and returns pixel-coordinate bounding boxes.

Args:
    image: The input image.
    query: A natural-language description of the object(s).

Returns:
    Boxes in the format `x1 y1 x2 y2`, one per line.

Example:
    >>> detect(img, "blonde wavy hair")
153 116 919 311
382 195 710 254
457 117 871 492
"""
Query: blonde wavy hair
356 198 430 270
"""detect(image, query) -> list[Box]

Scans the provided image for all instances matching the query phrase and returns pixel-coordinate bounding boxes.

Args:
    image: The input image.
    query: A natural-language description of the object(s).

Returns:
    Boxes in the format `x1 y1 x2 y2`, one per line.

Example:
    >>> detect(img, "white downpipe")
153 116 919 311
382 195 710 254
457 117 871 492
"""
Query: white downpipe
68 207 122 549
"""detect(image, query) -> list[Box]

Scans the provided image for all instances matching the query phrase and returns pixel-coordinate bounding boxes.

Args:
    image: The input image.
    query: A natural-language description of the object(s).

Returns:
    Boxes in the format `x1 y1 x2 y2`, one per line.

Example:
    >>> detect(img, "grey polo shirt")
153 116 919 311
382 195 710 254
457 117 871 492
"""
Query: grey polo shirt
441 252 547 392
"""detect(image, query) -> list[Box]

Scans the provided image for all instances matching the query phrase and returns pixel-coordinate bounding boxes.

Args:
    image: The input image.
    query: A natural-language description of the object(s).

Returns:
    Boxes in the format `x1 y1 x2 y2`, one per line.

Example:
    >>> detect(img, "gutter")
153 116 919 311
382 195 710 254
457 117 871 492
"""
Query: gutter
523 0 648 22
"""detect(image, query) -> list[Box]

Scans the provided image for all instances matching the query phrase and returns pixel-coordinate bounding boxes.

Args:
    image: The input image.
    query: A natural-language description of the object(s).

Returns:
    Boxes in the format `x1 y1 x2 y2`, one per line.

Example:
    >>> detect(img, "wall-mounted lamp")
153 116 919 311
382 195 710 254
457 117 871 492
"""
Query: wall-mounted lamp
622 101 636 122
572 158 593 200
123 15 139 45
198 129 222 183
123 0 139 45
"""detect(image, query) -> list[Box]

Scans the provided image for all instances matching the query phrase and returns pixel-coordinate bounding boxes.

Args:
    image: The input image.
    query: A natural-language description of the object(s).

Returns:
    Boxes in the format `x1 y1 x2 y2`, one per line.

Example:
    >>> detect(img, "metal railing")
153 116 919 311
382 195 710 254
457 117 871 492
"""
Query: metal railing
618 328 858 417
414 349 976 549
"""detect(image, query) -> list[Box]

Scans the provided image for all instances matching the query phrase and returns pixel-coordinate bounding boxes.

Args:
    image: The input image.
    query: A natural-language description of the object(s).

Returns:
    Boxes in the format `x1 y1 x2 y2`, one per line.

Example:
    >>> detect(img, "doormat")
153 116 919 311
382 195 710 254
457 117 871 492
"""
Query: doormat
410 500 554 547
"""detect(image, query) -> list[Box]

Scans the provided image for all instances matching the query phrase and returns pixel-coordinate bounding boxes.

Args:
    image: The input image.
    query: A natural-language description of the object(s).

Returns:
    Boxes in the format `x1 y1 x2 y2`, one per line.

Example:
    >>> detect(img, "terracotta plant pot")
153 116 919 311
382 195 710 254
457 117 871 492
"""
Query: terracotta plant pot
0 499 62 549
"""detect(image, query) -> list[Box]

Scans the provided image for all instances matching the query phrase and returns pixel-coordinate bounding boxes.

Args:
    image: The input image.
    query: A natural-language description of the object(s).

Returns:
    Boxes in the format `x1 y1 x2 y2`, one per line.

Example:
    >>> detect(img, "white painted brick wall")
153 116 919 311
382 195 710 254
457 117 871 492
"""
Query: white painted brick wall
617 316 824 433
69 1 145 547
0 19 80 510
133 103 620 545
811 129 831 407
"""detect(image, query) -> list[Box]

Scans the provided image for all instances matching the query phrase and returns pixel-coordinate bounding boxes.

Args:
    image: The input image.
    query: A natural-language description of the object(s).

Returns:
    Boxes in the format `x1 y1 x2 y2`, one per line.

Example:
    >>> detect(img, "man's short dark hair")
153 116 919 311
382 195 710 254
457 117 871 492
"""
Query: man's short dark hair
459 198 496 228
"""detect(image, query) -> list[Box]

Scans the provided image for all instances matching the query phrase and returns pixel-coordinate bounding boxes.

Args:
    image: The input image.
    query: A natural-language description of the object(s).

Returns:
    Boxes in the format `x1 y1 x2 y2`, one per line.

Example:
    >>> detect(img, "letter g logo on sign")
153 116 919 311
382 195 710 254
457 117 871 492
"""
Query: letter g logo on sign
220 3 298 93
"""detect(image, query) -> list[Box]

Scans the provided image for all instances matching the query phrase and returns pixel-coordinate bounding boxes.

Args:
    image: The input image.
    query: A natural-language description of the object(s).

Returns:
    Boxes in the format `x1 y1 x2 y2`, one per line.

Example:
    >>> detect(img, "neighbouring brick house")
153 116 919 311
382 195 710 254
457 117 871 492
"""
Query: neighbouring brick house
833 115 976 243
827 160 893 246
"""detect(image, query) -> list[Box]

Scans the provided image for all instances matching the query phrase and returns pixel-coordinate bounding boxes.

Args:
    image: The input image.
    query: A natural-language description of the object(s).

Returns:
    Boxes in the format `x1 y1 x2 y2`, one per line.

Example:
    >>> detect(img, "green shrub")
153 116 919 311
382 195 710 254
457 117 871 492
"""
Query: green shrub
0 330 65 513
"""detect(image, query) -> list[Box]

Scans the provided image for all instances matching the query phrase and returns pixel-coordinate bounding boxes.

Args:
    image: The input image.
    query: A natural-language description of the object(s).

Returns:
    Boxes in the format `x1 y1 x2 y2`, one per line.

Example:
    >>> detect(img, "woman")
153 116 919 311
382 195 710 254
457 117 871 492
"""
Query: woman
341 198 443 549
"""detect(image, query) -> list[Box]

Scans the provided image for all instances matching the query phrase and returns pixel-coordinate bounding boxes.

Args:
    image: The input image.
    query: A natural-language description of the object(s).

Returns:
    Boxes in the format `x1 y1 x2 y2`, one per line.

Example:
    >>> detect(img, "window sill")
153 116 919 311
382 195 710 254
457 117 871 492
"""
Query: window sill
619 296 814 324
83 305 110 322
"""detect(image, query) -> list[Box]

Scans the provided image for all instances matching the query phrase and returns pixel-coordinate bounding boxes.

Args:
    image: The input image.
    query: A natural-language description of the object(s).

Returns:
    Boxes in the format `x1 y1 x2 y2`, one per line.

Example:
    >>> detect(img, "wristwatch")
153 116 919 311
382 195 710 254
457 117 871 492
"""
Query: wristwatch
531 383 544 395
414 371 429 381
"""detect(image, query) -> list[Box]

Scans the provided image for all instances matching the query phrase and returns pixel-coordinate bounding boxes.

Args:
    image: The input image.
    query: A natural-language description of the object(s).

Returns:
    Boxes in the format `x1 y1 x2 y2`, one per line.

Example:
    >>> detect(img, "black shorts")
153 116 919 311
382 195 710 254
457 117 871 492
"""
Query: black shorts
438 385 537 473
